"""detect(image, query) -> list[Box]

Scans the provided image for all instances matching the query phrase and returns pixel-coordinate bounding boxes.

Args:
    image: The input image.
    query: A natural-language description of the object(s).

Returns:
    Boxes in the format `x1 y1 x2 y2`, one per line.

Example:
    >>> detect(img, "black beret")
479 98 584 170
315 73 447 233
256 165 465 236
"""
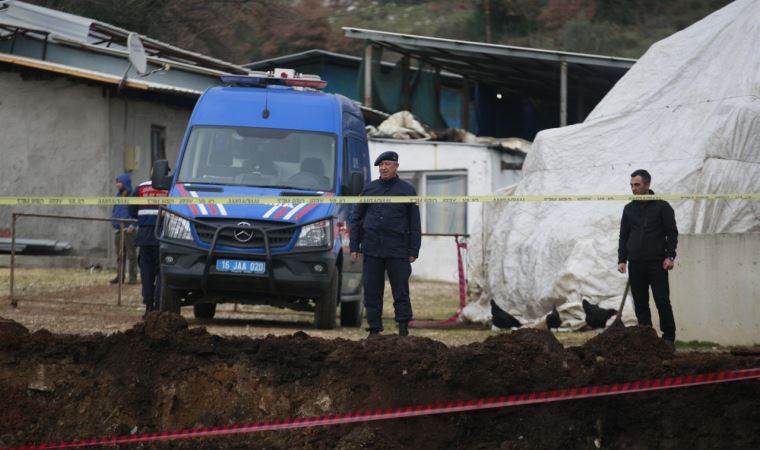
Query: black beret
374 151 398 166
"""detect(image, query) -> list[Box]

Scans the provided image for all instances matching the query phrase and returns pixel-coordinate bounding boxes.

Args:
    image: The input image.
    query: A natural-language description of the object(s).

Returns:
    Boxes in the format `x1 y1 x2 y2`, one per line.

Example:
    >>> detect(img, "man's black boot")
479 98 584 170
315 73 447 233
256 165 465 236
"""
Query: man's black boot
367 329 381 339
398 321 409 337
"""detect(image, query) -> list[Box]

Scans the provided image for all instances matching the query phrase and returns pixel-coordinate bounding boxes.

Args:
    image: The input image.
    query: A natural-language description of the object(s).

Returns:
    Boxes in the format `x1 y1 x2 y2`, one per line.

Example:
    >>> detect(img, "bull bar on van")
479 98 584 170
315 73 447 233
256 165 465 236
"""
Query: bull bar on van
155 206 335 304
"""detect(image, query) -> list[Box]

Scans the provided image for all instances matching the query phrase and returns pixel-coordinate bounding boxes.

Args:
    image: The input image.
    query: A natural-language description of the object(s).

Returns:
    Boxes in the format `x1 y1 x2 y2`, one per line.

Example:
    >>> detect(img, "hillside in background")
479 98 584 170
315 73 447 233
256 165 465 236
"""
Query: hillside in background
28 0 733 63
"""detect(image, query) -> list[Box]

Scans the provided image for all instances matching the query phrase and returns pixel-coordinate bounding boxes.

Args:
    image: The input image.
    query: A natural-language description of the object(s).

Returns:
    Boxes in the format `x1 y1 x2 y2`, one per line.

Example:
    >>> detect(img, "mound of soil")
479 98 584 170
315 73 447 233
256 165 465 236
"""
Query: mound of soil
0 313 758 449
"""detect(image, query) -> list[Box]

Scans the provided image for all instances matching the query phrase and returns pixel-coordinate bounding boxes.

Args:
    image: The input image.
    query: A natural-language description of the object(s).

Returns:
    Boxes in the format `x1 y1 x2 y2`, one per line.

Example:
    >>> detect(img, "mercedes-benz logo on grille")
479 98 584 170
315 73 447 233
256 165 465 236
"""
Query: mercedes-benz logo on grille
233 222 254 243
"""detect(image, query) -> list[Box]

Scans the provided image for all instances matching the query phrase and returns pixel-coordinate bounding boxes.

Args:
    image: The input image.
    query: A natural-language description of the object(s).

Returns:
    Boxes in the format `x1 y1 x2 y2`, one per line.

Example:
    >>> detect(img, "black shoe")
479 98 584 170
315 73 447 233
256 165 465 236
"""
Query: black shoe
398 321 409 337
367 329 381 339
142 305 152 319
662 338 676 352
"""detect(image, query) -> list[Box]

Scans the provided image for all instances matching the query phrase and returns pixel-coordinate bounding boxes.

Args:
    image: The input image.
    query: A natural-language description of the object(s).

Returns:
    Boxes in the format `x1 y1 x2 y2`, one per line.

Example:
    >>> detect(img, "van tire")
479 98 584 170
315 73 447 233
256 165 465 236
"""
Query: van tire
314 269 339 330
340 293 364 327
159 278 182 314
193 303 216 319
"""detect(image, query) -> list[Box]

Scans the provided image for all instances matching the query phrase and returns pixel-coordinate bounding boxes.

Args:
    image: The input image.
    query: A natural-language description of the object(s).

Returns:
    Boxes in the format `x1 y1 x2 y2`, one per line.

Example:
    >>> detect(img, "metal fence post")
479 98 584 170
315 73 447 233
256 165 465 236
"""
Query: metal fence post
117 224 124 306
8 213 135 308
10 213 17 307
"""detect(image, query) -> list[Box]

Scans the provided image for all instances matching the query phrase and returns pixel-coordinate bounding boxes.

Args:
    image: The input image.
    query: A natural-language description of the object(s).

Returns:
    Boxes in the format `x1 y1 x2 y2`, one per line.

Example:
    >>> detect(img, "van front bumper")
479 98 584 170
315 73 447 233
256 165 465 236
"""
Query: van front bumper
160 241 336 300
155 207 336 302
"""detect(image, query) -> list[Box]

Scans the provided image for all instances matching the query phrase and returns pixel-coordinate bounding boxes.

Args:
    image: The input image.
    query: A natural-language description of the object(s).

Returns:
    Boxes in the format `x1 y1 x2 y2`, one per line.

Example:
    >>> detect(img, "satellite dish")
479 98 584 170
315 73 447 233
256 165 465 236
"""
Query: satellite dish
127 32 147 75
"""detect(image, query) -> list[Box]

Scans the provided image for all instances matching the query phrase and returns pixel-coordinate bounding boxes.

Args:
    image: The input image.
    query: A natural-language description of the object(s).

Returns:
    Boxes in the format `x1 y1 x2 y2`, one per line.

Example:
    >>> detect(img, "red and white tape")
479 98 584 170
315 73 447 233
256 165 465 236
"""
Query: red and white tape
11 367 760 450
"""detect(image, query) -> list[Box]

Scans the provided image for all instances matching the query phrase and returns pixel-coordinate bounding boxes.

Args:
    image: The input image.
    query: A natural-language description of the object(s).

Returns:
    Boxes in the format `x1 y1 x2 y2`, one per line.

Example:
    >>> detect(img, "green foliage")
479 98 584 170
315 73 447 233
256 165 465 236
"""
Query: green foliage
25 0 734 63
555 18 639 56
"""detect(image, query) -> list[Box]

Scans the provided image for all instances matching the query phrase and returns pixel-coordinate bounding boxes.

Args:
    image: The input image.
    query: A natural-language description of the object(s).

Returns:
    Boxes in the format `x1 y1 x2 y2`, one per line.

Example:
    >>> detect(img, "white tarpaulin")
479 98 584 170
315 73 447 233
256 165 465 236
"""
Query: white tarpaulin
463 0 760 329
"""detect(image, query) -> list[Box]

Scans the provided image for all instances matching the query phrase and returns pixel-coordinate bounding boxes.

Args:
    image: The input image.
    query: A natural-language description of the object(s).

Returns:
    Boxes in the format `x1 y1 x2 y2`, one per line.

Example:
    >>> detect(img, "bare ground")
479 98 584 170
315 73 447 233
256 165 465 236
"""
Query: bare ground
3 268 757 449
0 268 597 346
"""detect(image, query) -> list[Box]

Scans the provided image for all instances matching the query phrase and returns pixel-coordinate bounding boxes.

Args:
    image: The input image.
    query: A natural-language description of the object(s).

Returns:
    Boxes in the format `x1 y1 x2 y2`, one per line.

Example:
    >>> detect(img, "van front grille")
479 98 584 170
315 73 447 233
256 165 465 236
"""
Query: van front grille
194 219 296 249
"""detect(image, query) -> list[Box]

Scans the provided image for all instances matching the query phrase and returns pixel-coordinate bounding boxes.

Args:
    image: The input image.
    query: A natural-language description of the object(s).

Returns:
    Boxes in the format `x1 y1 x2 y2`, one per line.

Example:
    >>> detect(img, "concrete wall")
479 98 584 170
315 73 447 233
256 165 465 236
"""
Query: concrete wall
669 234 760 345
1 71 111 258
0 71 192 266
368 139 522 282
107 96 189 184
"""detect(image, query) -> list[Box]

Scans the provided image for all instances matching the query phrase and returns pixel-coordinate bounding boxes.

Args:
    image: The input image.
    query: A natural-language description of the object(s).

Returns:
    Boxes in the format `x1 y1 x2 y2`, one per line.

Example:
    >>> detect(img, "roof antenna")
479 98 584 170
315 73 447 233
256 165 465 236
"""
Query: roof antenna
262 91 270 119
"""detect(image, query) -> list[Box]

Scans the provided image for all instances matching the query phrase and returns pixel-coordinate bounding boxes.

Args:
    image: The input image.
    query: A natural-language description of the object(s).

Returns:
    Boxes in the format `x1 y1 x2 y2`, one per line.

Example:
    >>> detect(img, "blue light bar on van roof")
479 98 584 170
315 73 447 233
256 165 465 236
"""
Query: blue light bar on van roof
221 69 327 89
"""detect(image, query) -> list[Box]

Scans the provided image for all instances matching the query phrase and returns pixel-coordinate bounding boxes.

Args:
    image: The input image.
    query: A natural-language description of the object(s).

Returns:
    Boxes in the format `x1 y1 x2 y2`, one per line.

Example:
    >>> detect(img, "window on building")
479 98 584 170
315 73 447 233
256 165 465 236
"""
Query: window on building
150 125 166 163
399 171 467 234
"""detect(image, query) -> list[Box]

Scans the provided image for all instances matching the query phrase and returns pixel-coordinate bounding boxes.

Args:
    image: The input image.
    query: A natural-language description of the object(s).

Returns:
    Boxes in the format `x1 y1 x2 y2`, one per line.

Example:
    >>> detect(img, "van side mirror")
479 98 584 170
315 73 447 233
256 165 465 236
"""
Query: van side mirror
151 160 172 190
348 172 364 196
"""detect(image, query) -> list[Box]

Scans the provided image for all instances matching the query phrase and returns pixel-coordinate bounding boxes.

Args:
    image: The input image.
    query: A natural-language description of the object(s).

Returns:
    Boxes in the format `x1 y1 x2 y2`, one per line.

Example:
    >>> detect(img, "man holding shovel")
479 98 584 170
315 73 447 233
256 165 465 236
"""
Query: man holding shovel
618 169 679 350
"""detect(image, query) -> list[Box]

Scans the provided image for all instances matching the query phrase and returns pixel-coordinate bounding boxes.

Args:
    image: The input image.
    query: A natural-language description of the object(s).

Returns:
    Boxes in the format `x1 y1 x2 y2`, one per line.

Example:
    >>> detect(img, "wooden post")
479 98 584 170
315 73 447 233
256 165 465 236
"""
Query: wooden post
434 66 441 122
117 224 124 306
402 55 411 111
560 59 568 127
363 45 373 108
484 0 492 43
462 79 470 131
10 213 17 307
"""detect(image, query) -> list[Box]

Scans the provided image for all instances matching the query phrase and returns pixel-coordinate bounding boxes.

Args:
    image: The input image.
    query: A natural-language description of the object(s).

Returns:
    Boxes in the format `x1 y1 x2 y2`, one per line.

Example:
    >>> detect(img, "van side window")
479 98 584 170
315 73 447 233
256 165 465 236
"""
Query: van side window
346 135 369 183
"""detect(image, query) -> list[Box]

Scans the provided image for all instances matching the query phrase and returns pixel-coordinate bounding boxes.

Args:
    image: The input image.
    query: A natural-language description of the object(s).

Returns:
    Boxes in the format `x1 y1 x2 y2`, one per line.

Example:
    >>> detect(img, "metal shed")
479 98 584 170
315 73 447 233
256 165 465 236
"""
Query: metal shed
344 27 636 138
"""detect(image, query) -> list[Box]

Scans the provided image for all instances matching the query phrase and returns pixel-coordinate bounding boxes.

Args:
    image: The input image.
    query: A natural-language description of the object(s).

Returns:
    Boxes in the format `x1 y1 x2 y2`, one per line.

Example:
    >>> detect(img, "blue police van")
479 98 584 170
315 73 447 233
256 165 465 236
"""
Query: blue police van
151 69 369 329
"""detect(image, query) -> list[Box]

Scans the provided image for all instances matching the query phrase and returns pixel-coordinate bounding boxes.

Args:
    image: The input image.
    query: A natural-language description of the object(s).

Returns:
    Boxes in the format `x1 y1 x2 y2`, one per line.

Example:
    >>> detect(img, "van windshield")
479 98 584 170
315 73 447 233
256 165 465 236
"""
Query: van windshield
177 126 337 191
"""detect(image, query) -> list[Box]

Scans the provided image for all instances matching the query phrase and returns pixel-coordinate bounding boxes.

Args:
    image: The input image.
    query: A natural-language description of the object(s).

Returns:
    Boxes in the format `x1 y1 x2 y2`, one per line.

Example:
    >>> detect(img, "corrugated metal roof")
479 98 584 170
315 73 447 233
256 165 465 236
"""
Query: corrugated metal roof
0 52 202 96
344 27 637 68
0 0 91 42
343 27 636 95
0 1 247 74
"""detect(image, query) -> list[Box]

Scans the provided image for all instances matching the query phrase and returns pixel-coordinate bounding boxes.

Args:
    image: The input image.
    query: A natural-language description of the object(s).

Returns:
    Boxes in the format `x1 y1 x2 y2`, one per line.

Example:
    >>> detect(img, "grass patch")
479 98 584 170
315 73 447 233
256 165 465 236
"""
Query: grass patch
676 340 722 349
0 268 114 295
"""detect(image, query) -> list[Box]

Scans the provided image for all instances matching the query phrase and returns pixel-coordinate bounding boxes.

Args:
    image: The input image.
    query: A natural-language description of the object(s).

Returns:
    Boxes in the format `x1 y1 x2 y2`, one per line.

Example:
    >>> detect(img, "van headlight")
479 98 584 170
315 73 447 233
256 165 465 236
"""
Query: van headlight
163 214 193 240
295 219 331 248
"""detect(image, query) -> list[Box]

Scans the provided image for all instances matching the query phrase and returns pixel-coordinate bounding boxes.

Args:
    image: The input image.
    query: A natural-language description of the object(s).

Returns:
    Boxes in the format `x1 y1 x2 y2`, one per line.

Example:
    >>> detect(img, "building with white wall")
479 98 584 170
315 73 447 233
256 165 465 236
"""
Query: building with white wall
0 1 247 263
369 138 525 282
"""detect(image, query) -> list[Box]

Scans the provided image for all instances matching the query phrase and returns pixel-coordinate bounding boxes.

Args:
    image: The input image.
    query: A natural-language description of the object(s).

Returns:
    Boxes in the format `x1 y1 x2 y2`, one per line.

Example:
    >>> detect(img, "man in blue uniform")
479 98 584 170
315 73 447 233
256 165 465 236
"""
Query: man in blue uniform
129 181 168 318
350 151 422 337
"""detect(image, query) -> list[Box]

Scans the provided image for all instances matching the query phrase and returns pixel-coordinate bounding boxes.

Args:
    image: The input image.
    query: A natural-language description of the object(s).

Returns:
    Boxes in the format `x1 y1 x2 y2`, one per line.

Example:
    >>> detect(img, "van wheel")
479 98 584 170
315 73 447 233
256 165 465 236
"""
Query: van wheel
159 277 182 314
193 303 216 319
314 269 339 330
340 291 364 327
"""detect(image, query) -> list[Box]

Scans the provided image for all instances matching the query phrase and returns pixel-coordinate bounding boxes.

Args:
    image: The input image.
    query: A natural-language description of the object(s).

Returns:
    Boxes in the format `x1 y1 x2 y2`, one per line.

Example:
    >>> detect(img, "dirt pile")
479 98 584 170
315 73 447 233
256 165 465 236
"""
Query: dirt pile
0 313 758 449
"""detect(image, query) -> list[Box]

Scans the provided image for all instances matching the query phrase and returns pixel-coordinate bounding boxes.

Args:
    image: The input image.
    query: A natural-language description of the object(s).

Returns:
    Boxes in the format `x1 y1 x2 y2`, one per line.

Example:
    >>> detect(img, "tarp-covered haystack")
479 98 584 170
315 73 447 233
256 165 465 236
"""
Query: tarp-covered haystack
464 0 760 329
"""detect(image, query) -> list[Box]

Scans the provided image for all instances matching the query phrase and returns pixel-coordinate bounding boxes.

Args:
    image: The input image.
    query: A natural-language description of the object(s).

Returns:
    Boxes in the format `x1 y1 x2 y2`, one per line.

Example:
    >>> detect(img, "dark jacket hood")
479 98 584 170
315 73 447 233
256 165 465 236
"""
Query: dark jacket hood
116 173 133 195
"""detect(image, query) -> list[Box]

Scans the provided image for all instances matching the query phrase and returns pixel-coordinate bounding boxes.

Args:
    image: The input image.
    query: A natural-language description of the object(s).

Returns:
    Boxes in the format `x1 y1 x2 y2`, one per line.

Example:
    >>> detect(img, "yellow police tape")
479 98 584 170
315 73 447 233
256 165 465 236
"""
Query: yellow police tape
1 193 759 206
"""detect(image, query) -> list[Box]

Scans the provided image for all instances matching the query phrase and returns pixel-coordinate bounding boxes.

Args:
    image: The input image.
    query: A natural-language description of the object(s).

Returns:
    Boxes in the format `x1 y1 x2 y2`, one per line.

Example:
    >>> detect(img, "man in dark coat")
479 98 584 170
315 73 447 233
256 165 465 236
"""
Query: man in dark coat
618 169 679 349
350 151 422 337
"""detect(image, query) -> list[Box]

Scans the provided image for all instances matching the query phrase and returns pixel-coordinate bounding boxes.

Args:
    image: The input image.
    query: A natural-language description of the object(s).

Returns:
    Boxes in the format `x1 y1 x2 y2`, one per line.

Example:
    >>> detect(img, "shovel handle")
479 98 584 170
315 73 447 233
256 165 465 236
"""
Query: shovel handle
616 280 630 321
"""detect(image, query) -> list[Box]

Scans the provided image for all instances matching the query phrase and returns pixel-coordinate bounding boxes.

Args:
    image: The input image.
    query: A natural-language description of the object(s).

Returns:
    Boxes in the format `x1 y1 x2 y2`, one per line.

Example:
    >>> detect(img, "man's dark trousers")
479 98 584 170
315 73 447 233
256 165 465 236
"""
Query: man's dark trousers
363 255 412 331
138 246 161 310
629 260 676 341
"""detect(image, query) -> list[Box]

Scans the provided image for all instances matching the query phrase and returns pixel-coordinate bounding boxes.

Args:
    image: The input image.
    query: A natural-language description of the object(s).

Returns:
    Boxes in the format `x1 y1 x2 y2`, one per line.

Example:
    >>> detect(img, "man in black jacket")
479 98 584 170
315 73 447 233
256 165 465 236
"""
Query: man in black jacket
350 151 422 337
618 169 679 348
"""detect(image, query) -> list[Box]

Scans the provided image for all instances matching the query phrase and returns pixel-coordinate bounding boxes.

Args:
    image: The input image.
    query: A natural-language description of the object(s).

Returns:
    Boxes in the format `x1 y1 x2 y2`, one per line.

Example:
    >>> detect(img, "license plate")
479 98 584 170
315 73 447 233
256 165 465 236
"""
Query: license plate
216 259 266 274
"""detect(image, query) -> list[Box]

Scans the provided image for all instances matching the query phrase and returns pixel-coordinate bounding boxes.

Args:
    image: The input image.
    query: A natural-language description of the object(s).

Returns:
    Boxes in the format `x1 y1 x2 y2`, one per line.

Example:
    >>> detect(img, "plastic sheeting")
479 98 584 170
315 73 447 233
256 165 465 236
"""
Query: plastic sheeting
463 0 760 330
